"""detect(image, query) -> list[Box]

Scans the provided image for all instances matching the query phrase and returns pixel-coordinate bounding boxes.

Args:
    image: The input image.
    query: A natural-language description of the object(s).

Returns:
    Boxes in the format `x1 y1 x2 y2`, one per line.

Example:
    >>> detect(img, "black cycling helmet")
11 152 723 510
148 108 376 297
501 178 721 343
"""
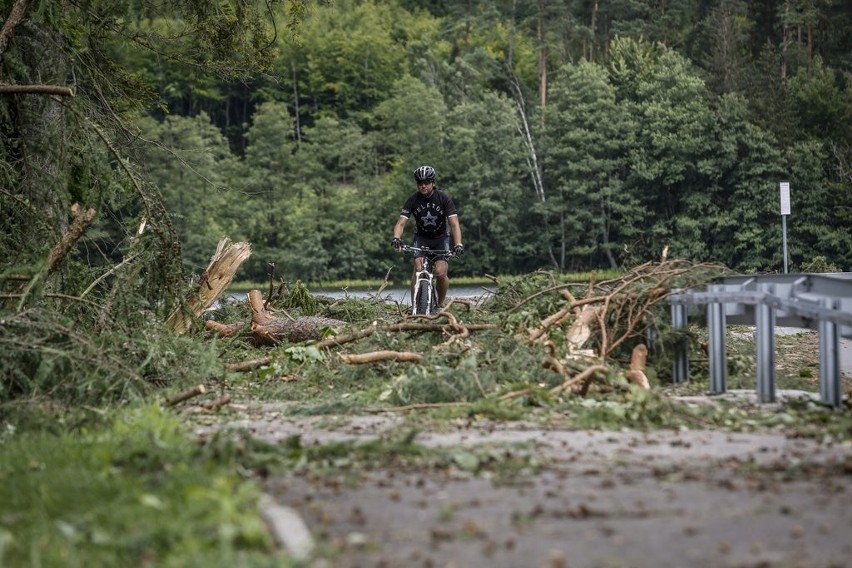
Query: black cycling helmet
413 165 436 184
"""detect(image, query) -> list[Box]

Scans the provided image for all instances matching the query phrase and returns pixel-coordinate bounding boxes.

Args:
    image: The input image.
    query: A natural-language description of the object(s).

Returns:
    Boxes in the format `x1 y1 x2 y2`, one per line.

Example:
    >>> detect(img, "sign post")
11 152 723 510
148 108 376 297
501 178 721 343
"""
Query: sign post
779 182 791 273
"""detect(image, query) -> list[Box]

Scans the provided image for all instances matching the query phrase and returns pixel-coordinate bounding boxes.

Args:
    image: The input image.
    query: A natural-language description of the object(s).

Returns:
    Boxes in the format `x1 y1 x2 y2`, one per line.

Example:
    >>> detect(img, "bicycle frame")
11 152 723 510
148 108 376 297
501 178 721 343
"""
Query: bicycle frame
401 245 451 315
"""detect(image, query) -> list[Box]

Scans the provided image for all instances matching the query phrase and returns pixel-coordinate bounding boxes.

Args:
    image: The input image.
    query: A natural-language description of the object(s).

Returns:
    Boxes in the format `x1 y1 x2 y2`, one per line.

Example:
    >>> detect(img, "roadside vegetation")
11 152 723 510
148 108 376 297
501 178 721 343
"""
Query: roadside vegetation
2 261 850 565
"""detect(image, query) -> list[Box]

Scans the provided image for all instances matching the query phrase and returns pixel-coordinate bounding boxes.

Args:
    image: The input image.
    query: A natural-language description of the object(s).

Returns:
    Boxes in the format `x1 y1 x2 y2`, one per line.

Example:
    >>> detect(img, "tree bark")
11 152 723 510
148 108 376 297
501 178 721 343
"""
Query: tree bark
0 0 29 57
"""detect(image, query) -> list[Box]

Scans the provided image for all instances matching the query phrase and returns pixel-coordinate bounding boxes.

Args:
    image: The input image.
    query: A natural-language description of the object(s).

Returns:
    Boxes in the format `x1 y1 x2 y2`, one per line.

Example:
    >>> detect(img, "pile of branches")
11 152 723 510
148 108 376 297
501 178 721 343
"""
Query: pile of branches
509 259 726 395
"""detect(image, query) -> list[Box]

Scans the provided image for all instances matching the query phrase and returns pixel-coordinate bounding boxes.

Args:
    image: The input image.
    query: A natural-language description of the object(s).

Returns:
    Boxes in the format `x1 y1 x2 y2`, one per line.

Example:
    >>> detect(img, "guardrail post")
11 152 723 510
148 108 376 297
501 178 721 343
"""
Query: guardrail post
707 285 727 394
818 297 841 407
670 299 689 383
755 283 776 403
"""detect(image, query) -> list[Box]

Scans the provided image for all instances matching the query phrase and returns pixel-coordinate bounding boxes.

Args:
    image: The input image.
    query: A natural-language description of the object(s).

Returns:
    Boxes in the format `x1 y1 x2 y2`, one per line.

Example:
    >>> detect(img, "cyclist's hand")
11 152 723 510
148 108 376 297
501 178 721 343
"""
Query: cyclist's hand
453 243 464 256
392 237 404 251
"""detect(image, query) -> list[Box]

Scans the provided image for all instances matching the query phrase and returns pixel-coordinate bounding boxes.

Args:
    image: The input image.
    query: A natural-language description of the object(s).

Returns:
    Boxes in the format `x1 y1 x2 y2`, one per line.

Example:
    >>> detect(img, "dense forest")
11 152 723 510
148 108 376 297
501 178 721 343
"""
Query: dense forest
2 0 851 291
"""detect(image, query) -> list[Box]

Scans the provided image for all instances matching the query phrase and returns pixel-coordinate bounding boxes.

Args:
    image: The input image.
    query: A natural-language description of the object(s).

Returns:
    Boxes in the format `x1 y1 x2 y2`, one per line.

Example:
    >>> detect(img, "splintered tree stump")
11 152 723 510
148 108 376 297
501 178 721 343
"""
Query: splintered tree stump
623 344 651 390
168 238 252 333
206 289 345 345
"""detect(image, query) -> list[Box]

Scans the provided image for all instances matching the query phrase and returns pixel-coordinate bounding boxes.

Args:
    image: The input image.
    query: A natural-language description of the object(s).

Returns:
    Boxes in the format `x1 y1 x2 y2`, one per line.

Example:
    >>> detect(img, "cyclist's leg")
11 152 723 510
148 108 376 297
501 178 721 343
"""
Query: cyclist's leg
434 259 448 306
433 235 450 306
410 235 426 309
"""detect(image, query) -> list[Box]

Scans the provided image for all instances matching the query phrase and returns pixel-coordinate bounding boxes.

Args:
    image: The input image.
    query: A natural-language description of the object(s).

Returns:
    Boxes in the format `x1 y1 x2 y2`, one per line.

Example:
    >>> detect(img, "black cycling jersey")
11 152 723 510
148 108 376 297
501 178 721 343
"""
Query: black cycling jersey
399 188 458 239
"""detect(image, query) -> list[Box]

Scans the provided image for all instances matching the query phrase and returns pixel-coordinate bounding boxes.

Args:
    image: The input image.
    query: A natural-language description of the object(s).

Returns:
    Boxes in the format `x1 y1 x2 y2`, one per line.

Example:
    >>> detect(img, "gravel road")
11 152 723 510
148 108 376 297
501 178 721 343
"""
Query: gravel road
196 406 852 568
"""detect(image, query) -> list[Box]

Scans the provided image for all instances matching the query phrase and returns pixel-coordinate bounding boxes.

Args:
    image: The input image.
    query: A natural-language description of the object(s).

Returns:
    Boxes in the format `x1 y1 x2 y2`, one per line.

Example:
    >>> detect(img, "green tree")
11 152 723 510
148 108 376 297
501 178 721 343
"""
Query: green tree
785 140 852 270
133 113 240 272
619 48 716 261
372 78 450 174
699 94 786 271
238 101 301 279
542 60 639 270
281 0 412 124
443 92 529 274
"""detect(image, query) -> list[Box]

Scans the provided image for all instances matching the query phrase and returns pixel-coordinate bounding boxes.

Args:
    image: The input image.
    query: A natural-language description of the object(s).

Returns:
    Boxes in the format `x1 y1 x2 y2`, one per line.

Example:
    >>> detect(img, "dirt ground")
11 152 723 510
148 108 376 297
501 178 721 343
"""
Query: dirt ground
195 402 852 568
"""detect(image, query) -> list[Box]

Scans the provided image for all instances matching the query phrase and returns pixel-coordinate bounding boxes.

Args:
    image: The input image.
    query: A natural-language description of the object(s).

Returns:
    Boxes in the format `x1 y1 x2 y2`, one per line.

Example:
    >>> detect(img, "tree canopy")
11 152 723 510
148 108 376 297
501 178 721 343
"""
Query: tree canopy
2 0 850 302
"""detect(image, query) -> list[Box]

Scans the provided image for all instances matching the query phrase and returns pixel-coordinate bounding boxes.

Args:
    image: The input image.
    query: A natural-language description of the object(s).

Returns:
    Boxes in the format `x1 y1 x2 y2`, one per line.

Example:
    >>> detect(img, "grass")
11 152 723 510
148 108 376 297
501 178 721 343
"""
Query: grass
0 405 288 568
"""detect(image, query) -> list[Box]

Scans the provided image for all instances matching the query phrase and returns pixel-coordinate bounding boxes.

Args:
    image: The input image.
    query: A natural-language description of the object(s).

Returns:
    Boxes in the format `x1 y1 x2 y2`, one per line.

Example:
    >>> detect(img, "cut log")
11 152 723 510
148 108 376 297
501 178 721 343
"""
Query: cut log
165 384 206 406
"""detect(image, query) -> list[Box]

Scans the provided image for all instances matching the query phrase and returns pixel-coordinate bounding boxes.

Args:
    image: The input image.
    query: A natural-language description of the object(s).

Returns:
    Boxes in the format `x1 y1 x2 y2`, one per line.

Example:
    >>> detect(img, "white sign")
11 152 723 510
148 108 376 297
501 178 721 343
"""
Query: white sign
779 182 791 215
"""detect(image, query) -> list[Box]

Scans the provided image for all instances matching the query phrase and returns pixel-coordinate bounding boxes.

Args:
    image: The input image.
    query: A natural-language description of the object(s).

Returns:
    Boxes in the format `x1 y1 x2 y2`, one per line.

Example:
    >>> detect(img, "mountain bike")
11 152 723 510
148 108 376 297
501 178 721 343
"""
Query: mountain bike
399 245 452 315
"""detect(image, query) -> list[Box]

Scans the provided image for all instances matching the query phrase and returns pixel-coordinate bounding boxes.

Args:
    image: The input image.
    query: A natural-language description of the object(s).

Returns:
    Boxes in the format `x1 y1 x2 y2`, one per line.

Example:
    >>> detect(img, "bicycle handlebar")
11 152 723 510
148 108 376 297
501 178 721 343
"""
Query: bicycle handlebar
399 245 455 256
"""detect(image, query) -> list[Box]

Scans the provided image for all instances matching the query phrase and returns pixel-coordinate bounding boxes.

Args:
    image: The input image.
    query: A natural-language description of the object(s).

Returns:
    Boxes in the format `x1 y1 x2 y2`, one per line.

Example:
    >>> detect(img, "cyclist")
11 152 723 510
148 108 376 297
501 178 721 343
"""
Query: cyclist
391 165 464 308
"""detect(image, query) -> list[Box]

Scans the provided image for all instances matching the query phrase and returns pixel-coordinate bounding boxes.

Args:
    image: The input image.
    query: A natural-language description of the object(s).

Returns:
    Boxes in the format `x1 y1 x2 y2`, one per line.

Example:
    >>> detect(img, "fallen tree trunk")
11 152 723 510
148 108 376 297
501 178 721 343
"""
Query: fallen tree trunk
248 289 345 345
207 289 345 346
225 319 496 371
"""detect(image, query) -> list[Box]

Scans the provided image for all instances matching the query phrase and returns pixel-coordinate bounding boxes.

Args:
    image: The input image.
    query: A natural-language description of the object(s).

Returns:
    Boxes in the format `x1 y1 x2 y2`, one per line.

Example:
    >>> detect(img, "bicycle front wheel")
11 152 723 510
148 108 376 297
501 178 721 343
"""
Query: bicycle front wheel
414 280 433 315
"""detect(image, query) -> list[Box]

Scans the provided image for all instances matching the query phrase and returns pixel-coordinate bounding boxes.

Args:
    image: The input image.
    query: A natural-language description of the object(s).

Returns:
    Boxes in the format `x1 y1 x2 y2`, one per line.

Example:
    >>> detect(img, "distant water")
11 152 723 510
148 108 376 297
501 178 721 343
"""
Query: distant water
226 284 494 305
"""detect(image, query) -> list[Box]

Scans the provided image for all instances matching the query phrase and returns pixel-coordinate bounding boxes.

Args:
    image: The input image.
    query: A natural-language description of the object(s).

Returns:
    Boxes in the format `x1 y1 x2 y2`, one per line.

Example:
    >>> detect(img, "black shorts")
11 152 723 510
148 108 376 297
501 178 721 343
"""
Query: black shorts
412 234 450 261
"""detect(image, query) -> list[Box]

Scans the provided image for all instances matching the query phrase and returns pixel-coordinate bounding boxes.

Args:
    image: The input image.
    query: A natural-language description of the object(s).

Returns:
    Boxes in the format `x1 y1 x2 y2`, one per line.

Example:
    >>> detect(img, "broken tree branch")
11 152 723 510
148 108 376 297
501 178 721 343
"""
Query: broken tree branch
226 356 274 372
314 321 495 350
205 320 246 337
165 384 207 406
199 394 232 410
339 350 422 364
551 365 610 395
47 203 96 273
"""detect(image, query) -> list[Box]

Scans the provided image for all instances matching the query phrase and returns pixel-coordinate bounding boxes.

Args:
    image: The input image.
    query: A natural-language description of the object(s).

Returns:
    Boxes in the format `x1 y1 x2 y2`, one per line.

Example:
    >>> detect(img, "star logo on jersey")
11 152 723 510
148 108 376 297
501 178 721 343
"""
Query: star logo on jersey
421 211 438 227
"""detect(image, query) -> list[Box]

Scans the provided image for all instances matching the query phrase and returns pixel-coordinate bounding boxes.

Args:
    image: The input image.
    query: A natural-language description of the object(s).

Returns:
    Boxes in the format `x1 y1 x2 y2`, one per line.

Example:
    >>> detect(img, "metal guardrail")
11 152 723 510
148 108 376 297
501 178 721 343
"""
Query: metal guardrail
668 273 851 408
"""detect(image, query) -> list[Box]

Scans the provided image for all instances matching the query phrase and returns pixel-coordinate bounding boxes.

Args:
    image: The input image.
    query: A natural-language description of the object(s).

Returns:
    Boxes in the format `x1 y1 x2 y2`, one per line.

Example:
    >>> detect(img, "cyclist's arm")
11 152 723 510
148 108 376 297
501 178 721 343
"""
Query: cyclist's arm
448 214 462 248
393 215 409 241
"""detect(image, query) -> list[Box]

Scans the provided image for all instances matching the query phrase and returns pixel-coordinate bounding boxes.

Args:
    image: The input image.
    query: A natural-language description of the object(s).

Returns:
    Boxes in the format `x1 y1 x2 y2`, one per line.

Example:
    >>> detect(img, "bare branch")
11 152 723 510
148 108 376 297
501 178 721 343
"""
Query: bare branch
339 351 422 364
0 84 74 96
165 384 207 407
